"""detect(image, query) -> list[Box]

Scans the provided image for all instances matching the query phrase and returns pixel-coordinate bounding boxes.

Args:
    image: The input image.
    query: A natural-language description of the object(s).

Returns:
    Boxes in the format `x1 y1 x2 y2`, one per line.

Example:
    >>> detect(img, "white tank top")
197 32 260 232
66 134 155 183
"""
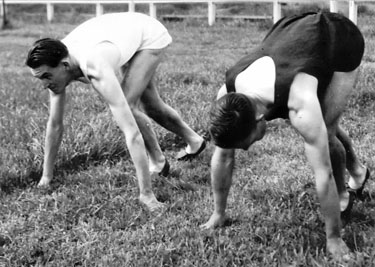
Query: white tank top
62 12 172 78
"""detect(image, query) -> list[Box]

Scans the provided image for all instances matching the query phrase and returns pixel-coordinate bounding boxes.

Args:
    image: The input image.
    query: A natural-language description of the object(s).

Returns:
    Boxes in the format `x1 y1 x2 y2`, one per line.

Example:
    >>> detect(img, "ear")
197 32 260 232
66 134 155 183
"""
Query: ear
256 114 264 122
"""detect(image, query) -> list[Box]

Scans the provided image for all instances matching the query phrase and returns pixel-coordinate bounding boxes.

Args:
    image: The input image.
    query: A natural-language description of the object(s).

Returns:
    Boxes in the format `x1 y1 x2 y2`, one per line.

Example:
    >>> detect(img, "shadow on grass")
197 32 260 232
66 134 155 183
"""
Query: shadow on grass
0 132 210 195
245 184 375 254
0 149 130 195
347 90 375 117
344 211 375 253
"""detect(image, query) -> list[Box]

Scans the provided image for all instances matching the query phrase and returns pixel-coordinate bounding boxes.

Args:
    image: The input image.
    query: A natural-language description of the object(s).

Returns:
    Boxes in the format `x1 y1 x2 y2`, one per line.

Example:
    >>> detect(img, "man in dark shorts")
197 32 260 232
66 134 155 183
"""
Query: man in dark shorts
201 12 370 260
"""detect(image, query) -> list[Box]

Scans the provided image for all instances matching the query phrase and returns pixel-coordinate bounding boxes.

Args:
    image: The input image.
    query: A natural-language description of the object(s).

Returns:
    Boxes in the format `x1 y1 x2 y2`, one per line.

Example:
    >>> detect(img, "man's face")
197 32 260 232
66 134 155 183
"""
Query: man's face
30 63 69 94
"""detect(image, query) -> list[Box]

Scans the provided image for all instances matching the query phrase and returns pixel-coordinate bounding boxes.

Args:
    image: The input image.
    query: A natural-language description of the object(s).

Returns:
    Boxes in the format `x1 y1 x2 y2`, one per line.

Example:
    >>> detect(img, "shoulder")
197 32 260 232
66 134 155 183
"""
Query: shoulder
86 42 121 76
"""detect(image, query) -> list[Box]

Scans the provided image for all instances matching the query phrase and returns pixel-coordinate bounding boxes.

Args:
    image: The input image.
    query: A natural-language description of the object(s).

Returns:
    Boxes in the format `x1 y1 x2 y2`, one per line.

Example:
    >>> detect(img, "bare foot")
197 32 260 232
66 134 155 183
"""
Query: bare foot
139 194 166 213
200 212 226 229
326 238 353 262
37 176 51 188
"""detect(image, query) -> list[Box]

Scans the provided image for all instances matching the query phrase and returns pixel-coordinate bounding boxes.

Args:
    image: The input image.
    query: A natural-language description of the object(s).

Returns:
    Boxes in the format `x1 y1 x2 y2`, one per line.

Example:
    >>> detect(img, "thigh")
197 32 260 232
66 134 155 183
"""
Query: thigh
121 48 165 105
321 69 359 129
139 80 166 116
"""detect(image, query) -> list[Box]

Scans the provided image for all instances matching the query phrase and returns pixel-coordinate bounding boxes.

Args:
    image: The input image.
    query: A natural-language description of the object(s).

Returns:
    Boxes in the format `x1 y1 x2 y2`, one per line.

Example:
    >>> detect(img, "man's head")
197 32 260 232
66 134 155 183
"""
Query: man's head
26 38 68 68
209 92 266 149
26 38 70 94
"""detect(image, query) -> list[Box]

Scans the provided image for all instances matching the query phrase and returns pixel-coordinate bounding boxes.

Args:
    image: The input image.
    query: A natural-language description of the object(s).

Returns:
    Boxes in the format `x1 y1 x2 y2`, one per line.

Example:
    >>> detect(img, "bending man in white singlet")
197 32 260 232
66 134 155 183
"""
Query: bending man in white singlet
26 12 206 212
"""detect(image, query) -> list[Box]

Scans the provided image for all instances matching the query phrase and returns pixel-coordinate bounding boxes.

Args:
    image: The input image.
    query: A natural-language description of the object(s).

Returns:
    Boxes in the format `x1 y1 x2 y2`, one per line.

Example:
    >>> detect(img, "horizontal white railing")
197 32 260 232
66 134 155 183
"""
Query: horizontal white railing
1 0 375 25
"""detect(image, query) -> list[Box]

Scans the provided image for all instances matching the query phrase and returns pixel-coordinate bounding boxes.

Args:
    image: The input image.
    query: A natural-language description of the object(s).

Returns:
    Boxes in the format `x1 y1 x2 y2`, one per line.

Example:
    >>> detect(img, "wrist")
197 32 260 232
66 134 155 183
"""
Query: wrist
38 175 52 187
41 172 53 179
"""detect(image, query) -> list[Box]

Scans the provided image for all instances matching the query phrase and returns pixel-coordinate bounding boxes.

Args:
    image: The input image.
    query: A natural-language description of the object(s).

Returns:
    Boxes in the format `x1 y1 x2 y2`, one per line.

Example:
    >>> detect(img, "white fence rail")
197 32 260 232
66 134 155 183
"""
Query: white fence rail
1 0 374 25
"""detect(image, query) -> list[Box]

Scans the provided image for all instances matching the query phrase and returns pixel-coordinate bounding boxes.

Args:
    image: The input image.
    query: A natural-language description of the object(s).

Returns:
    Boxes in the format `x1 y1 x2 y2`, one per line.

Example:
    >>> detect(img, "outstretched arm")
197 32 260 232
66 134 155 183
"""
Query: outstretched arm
201 146 235 229
39 89 66 187
93 75 152 197
86 43 162 211
288 73 348 258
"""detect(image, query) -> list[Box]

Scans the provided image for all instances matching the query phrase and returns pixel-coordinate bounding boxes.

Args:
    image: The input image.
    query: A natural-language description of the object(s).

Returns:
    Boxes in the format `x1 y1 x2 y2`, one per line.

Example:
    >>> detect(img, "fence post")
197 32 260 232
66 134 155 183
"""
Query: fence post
129 0 135 12
0 2 4 18
348 0 357 25
96 3 104 16
46 2 54 22
149 3 157 18
1 0 9 28
273 0 281 24
329 0 338 13
208 1 216 26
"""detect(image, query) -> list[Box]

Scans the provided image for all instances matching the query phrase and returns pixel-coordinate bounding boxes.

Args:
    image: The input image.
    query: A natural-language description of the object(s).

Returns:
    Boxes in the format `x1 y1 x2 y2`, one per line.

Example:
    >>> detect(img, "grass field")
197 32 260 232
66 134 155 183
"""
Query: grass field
1 5 375 267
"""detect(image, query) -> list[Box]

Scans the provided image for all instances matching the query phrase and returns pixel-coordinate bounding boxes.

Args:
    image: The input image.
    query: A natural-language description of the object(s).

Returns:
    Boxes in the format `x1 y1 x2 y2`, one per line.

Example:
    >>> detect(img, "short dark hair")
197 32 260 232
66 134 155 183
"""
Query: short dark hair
26 38 68 68
209 93 256 148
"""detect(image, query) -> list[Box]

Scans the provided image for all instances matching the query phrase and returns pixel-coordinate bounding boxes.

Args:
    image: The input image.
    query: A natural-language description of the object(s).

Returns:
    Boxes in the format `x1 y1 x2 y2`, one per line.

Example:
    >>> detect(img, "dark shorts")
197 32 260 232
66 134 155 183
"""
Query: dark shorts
226 12 364 119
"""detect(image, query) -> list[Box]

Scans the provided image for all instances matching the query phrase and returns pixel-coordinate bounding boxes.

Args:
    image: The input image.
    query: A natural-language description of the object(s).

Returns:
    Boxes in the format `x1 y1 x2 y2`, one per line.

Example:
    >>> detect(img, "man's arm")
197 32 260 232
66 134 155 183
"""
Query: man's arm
288 73 348 257
201 146 235 229
94 75 151 193
86 44 159 207
39 89 66 187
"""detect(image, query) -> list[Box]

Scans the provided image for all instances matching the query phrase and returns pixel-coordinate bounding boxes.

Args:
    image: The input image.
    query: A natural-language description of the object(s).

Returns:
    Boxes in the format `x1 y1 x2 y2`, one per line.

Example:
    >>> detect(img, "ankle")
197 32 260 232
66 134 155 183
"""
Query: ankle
186 137 204 154
139 192 157 204
149 157 166 173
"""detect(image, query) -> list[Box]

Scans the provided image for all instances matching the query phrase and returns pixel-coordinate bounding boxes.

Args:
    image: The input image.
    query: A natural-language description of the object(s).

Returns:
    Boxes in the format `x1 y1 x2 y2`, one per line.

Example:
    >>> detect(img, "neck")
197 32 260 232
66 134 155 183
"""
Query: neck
66 52 84 81
70 66 84 81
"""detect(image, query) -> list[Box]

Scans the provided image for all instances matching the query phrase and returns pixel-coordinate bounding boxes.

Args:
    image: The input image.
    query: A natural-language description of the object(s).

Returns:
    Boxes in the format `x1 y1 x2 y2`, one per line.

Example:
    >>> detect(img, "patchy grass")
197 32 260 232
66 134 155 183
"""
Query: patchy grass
1 8 375 267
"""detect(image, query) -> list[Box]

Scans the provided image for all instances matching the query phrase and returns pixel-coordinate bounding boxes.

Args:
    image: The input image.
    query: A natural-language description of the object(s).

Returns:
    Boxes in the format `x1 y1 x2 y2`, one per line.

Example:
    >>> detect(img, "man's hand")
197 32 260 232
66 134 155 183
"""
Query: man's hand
326 237 353 262
37 175 52 187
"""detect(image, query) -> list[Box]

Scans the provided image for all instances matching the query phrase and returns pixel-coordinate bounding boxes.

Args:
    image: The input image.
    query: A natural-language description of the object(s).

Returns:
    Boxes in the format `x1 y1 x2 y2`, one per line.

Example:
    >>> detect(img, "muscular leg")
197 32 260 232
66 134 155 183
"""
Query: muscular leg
288 73 349 259
336 127 367 189
328 132 349 211
322 70 361 210
122 49 204 171
121 49 166 173
140 80 204 155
